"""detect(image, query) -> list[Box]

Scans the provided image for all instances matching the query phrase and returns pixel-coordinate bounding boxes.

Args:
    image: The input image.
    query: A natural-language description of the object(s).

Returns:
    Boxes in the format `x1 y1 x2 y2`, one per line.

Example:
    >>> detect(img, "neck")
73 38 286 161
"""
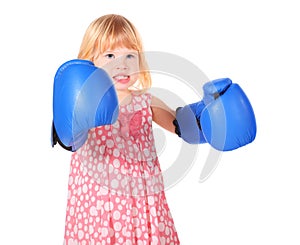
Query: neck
117 90 132 105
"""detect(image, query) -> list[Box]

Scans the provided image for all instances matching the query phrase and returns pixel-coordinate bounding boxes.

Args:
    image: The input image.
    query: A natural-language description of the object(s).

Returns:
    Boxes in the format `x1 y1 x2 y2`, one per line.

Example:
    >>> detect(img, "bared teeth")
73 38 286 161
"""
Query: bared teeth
115 75 129 79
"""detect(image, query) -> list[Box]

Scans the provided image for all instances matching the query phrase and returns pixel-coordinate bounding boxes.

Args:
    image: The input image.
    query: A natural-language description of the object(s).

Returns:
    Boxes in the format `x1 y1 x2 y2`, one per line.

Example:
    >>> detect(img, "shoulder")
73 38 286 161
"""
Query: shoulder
130 90 152 108
149 94 176 133
150 94 175 118
150 94 167 109
130 91 172 111
139 93 166 109
131 90 152 102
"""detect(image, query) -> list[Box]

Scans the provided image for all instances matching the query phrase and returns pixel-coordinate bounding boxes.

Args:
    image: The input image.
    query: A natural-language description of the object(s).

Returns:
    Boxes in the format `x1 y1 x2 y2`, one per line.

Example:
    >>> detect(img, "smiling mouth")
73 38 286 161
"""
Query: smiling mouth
113 75 130 84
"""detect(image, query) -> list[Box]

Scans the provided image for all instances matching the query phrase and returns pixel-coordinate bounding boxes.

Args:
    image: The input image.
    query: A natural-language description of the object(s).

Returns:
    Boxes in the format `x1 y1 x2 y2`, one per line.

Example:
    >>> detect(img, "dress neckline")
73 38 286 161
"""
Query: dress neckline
119 91 144 107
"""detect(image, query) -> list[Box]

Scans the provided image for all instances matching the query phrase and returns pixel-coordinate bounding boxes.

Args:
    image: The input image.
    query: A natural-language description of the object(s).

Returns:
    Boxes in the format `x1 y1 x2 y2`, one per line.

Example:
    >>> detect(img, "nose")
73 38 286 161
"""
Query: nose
115 56 128 70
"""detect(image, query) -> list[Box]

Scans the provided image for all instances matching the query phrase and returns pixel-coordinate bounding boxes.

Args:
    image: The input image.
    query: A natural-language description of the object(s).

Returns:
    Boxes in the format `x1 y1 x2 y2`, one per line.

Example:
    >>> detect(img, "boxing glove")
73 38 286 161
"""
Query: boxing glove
173 100 207 144
174 78 257 151
51 59 119 152
173 78 232 144
201 78 256 151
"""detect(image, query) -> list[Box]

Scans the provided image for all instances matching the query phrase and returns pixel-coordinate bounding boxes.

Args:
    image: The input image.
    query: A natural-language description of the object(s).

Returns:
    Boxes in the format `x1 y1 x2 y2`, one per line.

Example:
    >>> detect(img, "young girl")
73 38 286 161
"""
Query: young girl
63 14 180 245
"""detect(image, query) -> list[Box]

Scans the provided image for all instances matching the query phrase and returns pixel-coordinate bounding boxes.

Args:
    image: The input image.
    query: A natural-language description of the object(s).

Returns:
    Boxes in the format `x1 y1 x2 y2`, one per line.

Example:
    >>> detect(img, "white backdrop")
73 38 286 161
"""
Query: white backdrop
1 0 299 244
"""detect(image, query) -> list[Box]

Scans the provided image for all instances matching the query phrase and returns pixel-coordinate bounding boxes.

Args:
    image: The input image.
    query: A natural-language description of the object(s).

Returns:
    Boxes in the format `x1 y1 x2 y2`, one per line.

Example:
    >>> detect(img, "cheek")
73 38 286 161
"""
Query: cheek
128 60 140 75
94 56 109 68
131 72 139 82
94 60 113 75
94 62 105 69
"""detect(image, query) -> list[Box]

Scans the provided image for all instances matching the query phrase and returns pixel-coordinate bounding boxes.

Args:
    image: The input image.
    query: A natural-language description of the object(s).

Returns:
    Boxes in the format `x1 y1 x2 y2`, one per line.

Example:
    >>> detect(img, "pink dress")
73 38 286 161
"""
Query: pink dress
64 92 180 245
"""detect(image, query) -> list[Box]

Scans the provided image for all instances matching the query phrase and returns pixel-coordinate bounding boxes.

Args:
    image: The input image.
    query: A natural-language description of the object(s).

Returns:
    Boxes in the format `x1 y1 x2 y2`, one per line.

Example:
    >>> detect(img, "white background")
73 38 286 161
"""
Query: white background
0 0 299 244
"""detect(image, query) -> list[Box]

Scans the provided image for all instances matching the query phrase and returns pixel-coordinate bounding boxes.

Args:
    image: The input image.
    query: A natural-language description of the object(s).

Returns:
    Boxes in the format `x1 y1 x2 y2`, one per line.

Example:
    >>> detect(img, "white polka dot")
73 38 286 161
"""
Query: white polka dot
165 226 170 236
150 207 156 217
89 225 94 234
67 238 74 245
78 230 84 239
135 228 142 238
118 237 124 243
104 201 114 211
89 206 97 216
68 176 74 185
100 145 105 154
152 236 159 245
97 163 104 172
100 187 108 195
70 196 76 205
113 210 121 220
158 222 165 232
101 227 108 237
160 237 166 245
108 164 114 174
106 139 114 148
111 179 119 189
114 221 122 231
113 149 120 158
132 217 140 227
148 196 154 205
82 184 88 193
126 240 132 245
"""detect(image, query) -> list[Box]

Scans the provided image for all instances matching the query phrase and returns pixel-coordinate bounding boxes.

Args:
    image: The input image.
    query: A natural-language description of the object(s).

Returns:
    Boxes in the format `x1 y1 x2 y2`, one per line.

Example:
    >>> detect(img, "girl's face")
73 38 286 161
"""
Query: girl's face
94 47 140 94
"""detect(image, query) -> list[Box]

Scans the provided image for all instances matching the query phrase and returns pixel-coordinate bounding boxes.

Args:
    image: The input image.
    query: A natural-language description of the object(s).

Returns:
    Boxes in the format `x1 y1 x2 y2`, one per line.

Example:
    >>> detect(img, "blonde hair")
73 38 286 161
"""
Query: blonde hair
78 14 152 91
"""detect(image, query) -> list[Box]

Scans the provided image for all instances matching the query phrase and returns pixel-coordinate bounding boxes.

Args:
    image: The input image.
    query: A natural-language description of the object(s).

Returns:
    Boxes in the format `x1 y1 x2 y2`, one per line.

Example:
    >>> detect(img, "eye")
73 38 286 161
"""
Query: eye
105 53 115 59
126 54 135 59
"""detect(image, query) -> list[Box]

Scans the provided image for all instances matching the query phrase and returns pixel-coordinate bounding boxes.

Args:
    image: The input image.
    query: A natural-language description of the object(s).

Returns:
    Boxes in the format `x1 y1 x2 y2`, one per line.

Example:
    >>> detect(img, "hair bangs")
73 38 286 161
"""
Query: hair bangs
98 19 140 53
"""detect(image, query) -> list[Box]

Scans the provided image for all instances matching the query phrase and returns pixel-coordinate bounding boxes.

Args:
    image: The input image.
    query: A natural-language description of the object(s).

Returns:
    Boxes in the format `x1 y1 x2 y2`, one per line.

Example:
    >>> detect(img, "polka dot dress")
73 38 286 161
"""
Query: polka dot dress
64 93 180 245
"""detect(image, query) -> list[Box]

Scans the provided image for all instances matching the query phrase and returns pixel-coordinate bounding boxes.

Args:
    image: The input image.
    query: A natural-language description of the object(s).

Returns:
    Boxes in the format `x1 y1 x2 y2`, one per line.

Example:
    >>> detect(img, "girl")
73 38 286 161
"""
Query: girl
63 14 180 244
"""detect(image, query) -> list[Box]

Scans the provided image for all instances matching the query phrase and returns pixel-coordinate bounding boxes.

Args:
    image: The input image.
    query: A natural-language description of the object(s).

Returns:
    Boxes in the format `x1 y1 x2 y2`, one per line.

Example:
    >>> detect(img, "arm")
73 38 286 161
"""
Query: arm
151 95 176 133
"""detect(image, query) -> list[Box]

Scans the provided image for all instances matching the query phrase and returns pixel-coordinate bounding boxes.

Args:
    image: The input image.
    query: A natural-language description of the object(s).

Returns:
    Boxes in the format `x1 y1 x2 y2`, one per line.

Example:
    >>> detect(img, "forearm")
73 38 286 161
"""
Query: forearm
152 108 176 133
151 96 176 133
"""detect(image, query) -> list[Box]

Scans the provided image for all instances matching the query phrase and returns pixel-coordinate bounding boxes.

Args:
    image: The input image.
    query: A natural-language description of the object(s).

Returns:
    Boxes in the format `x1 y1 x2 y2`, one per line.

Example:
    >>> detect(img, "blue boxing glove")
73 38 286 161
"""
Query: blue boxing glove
51 59 119 152
201 78 256 151
174 78 257 151
173 100 207 144
173 78 232 144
